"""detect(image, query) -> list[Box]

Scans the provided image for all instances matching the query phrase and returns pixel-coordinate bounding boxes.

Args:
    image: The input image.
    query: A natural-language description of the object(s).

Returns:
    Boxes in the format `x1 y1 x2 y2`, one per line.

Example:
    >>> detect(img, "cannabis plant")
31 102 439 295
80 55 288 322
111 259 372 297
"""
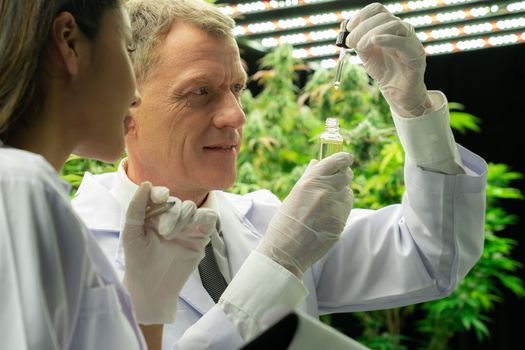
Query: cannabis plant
234 44 524 349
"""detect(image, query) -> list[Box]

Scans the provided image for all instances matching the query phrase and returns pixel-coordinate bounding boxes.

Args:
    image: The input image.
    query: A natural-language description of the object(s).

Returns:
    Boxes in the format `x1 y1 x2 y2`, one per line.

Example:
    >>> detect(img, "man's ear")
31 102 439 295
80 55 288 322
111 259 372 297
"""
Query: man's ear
51 12 85 77
125 89 142 137
125 115 138 137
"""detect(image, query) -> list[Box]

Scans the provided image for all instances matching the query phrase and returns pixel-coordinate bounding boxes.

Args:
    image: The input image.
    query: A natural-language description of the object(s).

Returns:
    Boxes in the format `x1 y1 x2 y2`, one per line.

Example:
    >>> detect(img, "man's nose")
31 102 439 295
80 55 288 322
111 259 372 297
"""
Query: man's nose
213 92 245 129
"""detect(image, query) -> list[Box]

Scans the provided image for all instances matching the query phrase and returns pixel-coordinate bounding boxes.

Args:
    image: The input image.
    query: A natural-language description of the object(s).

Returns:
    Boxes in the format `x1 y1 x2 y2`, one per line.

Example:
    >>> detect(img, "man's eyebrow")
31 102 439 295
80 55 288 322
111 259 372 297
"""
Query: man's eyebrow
179 72 212 84
124 24 133 41
167 74 211 92
237 70 248 86
118 12 133 41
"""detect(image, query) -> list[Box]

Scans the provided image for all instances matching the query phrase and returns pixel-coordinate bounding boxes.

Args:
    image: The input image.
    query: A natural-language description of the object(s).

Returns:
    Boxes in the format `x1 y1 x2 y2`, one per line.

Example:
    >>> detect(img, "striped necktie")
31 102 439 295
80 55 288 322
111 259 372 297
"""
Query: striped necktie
198 233 228 303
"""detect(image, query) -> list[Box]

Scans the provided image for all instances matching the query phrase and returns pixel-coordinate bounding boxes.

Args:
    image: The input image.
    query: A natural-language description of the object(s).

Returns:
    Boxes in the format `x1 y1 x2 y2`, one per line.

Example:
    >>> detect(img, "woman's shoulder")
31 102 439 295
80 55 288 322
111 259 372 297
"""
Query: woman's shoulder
1 147 59 183
1 146 53 174
0 147 68 202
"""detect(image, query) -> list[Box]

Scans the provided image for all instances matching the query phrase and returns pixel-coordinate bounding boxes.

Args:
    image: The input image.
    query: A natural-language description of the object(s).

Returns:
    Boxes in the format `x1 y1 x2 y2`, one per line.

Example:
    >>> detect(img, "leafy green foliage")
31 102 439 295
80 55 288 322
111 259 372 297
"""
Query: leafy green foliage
236 46 316 198
60 154 119 195
448 102 481 134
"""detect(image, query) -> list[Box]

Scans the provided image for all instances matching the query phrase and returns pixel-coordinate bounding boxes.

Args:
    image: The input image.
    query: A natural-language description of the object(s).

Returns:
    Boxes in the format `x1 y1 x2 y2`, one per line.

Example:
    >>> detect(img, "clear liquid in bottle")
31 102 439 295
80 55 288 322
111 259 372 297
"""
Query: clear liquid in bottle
319 118 344 160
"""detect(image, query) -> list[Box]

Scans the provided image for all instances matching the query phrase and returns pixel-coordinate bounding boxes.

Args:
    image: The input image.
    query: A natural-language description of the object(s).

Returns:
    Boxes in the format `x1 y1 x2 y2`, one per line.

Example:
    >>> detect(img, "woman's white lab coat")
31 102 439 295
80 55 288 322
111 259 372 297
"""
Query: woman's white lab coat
0 147 145 349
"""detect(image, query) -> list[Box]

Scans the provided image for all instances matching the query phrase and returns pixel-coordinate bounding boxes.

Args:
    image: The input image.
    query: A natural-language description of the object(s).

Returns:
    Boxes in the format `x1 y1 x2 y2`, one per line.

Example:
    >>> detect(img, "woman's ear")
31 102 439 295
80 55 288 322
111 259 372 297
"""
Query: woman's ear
51 12 84 77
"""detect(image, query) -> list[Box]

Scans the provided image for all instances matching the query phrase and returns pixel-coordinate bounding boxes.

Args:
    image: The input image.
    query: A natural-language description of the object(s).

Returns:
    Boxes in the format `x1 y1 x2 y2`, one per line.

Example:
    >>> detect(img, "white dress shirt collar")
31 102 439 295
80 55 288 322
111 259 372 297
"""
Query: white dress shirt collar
109 157 231 282
109 158 139 210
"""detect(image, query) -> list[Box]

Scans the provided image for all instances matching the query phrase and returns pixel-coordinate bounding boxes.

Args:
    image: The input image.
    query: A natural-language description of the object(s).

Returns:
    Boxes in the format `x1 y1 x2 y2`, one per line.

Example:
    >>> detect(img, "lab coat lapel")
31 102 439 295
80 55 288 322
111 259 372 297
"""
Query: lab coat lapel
72 172 122 231
179 275 215 316
215 192 263 278
177 191 262 316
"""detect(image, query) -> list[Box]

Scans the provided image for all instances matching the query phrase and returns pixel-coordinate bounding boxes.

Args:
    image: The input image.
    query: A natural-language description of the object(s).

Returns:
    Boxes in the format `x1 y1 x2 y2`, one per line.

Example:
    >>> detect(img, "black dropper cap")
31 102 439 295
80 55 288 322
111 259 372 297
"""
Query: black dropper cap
335 19 350 49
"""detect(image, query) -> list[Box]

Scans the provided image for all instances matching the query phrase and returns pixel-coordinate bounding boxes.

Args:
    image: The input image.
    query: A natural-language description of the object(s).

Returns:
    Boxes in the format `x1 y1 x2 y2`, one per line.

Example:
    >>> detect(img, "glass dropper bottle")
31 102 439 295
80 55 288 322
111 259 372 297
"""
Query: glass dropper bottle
319 118 344 160
334 19 350 89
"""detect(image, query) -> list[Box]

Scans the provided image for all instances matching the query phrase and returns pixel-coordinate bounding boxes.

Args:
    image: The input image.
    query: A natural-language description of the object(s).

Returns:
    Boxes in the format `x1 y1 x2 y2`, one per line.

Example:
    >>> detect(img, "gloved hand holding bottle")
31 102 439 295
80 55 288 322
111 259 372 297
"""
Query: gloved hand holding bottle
256 152 354 278
121 182 218 325
345 3 432 118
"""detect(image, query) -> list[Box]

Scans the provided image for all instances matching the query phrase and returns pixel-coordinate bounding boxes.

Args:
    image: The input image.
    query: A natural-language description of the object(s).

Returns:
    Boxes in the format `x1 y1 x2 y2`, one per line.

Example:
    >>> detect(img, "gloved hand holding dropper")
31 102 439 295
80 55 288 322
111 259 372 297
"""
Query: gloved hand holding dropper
345 3 432 118
121 182 218 325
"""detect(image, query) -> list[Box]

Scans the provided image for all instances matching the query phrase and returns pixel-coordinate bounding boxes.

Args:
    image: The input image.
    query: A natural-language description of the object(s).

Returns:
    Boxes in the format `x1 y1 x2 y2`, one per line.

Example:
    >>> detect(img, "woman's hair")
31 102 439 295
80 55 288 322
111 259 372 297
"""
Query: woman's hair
0 0 120 139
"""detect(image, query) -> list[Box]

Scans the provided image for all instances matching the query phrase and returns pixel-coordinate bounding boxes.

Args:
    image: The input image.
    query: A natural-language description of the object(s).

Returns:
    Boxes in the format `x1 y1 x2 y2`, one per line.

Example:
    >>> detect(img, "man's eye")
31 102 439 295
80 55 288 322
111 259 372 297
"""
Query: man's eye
191 87 208 96
232 84 244 94
127 44 136 54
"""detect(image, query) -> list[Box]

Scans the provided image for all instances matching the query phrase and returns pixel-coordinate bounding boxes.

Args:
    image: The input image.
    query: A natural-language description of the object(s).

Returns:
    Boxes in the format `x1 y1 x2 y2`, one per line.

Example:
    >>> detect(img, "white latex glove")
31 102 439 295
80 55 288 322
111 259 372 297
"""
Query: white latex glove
256 152 354 278
121 182 218 324
345 3 432 117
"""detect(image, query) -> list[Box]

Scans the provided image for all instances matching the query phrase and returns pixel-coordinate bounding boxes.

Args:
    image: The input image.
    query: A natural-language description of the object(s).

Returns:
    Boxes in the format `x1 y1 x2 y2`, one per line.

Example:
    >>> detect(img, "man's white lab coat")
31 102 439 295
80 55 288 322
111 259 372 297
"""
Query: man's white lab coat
72 145 487 350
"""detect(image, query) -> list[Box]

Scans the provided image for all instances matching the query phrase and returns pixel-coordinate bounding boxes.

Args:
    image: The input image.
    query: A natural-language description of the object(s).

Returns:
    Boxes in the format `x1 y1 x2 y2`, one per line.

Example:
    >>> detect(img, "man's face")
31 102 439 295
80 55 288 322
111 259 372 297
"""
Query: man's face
126 21 246 200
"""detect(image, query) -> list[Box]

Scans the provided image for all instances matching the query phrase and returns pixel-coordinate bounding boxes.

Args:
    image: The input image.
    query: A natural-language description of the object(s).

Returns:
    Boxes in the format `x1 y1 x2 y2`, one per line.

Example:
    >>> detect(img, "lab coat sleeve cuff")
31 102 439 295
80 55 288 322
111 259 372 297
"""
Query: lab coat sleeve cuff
392 91 464 174
218 250 309 341
175 305 244 350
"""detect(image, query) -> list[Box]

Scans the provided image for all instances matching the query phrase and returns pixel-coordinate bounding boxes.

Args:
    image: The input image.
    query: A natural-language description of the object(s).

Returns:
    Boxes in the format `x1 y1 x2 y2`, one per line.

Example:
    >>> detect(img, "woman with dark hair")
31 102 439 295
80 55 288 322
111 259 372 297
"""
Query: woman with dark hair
0 1 217 349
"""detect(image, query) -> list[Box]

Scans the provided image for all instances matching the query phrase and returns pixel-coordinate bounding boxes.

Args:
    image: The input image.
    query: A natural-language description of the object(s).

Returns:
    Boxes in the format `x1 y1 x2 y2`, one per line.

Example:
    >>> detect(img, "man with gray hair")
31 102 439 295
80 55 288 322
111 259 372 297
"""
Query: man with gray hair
73 0 488 348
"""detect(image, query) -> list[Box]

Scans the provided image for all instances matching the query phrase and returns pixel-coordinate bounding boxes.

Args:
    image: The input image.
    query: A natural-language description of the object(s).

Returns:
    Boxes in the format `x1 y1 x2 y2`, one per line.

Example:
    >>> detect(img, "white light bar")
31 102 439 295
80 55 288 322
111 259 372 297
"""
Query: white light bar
234 1 517 37
292 46 345 59
218 0 330 15
419 16 525 41
261 15 525 47
411 32 522 53
407 0 439 11
312 31 523 67
424 42 457 54
220 0 479 16
508 1 525 11
261 28 338 47
316 55 362 69
423 16 525 40
296 31 524 59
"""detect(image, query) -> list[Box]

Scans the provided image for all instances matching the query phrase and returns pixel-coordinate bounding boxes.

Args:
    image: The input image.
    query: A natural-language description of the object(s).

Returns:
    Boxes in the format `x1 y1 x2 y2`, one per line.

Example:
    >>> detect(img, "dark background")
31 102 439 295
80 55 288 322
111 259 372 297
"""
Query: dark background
425 43 525 349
